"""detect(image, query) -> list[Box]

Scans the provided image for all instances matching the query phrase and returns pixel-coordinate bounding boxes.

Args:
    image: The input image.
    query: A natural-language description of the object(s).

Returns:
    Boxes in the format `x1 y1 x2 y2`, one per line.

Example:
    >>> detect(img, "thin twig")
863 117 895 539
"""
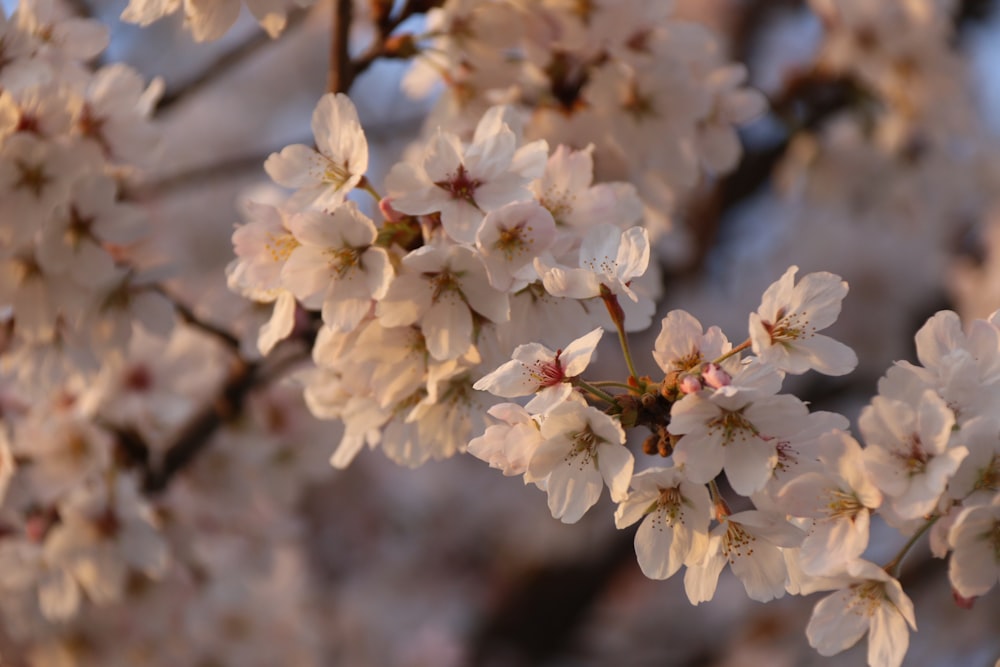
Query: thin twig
157 9 309 113
150 284 242 351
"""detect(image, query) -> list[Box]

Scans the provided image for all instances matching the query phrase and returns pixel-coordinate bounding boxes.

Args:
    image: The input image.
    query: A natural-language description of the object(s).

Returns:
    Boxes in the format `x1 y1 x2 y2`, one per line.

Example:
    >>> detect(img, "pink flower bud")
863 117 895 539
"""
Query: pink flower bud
702 363 731 389
379 197 405 222
679 374 702 394
952 590 976 610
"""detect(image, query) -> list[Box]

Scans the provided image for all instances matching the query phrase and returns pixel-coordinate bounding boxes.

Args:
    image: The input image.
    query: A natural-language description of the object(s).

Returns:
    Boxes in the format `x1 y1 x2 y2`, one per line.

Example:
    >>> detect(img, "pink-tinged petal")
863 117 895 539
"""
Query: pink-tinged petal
672 435 725 485
265 144 324 188
439 199 485 243
788 334 859 376
258 291 296 355
362 247 392 300
473 359 538 397
422 130 465 183
799 513 870 575
376 277 433 327
385 162 438 215
524 384 572 414
635 509 684 579
38 569 80 621
731 542 787 602
867 604 910 667
948 507 1000 597
683 543 726 604
423 296 472 361
561 327 604 377
614 490 657 529
724 436 776 495
281 245 330 302
597 442 634 502
537 262 601 299
545 456 603 523
807 590 869 656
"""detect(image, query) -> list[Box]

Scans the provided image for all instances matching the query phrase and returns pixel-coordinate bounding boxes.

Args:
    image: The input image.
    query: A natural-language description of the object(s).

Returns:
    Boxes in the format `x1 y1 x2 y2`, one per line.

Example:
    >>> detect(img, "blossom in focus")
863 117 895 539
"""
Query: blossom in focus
264 93 368 212
806 560 917 667
473 327 603 414
749 265 857 376
614 466 711 580
526 403 632 523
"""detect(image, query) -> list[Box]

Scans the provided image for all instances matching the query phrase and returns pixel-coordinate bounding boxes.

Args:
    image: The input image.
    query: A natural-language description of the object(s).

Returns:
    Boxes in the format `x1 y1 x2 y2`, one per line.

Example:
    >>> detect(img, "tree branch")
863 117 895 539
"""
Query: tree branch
157 8 310 113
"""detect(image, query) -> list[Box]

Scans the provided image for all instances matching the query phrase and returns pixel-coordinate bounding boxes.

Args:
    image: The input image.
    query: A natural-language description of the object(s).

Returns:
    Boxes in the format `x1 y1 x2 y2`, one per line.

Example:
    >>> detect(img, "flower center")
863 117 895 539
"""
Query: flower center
435 164 481 205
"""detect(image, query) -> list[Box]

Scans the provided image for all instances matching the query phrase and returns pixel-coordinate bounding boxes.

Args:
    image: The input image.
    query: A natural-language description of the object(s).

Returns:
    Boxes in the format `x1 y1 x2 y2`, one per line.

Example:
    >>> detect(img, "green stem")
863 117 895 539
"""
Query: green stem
589 381 637 391
572 378 617 405
883 515 940 577
712 339 752 365
599 287 639 383
358 175 383 202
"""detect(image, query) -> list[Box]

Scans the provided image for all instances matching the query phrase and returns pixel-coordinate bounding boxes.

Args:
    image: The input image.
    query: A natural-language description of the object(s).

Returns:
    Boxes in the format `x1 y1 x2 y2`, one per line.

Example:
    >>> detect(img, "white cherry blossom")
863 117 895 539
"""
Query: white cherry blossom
535 224 650 303
376 244 508 361
475 200 556 291
281 203 392 332
526 403 633 523
614 466 711 580
859 389 967 520
386 106 548 243
264 93 368 212
473 327 602 414
684 509 803 604
806 560 917 667
947 495 1000 598
749 265 858 376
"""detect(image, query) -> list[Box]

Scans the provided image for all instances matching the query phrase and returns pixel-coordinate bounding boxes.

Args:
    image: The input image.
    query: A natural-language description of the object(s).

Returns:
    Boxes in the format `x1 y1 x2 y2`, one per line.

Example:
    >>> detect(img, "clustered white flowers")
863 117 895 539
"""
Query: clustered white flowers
2 0 1000 665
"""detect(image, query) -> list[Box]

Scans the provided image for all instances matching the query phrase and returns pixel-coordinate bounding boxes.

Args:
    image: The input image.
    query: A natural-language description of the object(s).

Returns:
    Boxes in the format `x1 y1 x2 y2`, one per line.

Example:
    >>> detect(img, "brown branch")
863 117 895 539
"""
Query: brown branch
152 284 243 351
328 0 355 94
142 357 259 493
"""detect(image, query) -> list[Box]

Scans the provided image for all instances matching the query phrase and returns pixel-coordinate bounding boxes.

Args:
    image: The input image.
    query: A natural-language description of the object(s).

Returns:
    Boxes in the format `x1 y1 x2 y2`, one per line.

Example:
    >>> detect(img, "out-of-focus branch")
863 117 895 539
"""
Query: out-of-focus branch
142 356 258 493
328 0 354 94
157 8 310 113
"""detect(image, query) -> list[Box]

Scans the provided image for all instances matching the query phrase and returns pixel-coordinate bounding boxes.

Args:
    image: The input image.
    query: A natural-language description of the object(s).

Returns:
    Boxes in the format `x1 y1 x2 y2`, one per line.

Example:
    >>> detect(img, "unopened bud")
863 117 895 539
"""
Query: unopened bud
702 363 731 389
952 590 976 610
678 374 701 395
379 197 405 222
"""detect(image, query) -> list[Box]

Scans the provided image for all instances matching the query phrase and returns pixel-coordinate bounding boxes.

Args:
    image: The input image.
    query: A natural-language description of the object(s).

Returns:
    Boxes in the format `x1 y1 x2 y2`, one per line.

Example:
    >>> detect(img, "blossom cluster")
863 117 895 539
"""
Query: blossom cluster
406 0 766 239
0 0 169 389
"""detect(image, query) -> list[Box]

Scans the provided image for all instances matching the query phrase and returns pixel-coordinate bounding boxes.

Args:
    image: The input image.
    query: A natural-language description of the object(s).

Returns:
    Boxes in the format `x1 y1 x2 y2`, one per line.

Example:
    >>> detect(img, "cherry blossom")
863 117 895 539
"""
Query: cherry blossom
947 495 1000 598
473 327 603 414
806 560 917 667
386 106 548 243
749 265 858 376
526 403 632 523
264 93 368 212
281 203 392 332
613 466 711 580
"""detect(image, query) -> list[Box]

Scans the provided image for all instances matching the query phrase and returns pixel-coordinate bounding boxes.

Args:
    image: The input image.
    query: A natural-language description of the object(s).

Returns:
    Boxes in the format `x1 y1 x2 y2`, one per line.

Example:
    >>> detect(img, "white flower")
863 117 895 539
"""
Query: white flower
614 466 711 580
778 430 882 574
473 327 602 414
526 403 633 523
806 560 917 667
749 265 858 376
947 494 1000 599
669 362 809 495
535 224 650 302
529 144 643 230
684 509 803 604
281 203 392 332
264 93 368 212
467 403 543 477
376 244 508 361
652 309 732 375
475 200 556 291
386 106 548 243
860 389 967 519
